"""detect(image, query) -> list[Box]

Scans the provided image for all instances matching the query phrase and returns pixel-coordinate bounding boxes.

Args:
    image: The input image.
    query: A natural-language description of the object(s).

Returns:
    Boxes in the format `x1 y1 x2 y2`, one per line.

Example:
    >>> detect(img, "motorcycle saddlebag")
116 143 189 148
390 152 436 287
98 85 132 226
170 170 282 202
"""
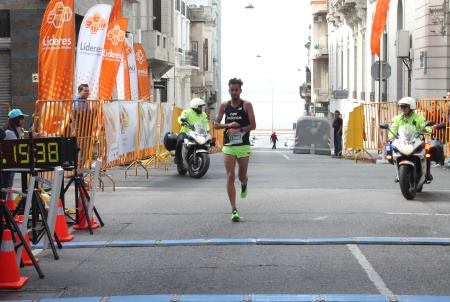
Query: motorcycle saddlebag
163 132 178 151
428 139 445 164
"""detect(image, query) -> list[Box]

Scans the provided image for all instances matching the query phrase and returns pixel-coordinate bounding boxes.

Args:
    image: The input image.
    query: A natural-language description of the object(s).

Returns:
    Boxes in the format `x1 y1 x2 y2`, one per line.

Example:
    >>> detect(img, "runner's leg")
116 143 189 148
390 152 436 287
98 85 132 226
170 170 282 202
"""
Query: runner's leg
238 156 249 197
224 153 237 210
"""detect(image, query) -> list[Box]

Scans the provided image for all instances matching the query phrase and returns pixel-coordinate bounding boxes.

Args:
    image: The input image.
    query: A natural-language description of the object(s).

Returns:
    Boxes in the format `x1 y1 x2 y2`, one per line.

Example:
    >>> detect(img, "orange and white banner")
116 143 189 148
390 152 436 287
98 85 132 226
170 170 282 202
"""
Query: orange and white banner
139 102 159 149
74 4 112 99
103 102 122 162
98 17 128 100
119 101 139 153
116 42 131 100
127 38 139 100
134 43 151 101
38 0 74 100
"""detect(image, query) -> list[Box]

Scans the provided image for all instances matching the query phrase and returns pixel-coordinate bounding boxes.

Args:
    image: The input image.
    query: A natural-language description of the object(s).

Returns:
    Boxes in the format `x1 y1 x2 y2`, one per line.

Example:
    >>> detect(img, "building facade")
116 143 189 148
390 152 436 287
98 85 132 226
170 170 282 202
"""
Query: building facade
325 0 450 121
187 0 221 117
0 0 222 121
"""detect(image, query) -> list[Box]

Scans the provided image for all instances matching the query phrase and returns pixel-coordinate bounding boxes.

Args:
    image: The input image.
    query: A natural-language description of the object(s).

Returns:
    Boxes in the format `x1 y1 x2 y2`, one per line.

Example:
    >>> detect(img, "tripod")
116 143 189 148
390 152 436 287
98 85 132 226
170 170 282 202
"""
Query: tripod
13 142 63 260
63 145 104 235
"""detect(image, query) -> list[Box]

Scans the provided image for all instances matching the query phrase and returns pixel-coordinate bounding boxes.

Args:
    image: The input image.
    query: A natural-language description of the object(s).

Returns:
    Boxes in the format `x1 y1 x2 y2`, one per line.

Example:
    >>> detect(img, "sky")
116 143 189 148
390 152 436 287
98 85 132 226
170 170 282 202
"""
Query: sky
221 0 312 130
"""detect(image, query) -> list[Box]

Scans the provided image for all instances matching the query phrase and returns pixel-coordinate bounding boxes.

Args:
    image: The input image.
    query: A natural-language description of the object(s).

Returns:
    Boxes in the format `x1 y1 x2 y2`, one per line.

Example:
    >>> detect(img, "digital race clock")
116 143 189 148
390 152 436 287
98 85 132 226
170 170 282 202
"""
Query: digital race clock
0 137 77 169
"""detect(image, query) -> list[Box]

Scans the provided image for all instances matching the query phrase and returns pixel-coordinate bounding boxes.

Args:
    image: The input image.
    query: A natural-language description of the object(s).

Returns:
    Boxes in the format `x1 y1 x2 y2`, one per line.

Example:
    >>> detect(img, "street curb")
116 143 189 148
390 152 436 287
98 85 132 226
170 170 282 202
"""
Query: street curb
6 294 450 302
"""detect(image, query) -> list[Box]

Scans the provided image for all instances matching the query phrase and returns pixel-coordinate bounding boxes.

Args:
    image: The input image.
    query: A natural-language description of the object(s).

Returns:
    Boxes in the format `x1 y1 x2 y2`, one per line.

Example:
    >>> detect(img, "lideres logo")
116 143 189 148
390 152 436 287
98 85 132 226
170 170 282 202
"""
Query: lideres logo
85 12 107 34
107 25 125 46
47 2 72 29
136 50 146 65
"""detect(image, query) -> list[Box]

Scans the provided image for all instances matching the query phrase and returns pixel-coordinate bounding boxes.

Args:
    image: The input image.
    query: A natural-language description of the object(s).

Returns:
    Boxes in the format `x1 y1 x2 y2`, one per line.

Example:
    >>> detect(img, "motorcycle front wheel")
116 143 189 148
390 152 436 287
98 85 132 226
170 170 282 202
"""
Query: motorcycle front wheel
188 152 210 178
399 165 416 200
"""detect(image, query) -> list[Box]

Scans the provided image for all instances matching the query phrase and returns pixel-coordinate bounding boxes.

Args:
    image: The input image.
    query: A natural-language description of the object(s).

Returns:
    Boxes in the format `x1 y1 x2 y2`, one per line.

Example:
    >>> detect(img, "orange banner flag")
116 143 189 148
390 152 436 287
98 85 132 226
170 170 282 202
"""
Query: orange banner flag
110 0 122 22
134 43 151 101
370 0 391 57
38 0 75 100
98 17 128 100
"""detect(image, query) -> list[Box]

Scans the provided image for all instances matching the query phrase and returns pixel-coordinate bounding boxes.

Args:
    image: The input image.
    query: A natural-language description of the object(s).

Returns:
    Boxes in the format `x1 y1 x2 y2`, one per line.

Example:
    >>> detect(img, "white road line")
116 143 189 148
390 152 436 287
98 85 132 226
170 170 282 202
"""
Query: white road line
276 151 290 160
347 244 394 297
314 216 328 221
386 212 450 217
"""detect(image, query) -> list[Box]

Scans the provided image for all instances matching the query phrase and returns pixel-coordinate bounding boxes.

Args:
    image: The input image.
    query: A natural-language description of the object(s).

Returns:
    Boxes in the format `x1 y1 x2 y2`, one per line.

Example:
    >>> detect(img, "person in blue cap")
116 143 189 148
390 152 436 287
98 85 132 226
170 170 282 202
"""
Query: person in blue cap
4 108 28 140
1 108 28 199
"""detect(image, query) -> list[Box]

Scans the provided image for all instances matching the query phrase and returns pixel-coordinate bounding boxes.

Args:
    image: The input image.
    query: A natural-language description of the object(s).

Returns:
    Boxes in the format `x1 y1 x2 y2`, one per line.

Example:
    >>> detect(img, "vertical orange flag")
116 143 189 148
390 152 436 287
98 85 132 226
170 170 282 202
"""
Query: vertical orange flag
98 0 127 100
110 0 122 22
38 0 75 100
370 0 391 57
134 43 151 101
98 17 128 100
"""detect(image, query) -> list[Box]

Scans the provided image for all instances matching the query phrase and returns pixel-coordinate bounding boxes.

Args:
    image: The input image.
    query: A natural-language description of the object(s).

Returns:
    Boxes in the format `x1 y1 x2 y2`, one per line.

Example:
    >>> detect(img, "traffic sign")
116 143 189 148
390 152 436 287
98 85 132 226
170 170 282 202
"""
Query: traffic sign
371 61 391 81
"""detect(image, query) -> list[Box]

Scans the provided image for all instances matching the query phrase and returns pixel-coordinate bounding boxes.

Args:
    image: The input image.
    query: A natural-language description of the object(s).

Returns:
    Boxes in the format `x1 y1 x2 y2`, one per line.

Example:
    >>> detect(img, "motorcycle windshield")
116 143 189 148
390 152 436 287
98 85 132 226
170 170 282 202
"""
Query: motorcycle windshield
398 125 417 142
193 122 209 135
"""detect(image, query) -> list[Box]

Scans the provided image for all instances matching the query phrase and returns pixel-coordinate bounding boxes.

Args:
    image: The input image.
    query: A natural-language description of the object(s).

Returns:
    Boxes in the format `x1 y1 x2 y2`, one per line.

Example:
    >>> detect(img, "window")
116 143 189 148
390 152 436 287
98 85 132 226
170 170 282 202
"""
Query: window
203 39 209 71
163 37 166 49
157 35 160 47
182 1 186 16
176 0 181 12
153 0 161 32
0 10 10 38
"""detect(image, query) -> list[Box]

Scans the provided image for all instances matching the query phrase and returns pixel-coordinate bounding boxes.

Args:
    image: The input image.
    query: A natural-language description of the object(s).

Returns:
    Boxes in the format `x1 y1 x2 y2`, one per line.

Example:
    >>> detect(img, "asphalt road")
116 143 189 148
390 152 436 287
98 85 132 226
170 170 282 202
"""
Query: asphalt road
2 149 450 300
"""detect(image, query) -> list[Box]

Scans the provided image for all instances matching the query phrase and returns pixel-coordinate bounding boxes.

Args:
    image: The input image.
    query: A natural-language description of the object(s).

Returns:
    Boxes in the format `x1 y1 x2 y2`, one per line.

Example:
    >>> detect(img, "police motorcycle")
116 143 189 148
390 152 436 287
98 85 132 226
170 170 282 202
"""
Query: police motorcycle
164 119 212 178
381 122 445 200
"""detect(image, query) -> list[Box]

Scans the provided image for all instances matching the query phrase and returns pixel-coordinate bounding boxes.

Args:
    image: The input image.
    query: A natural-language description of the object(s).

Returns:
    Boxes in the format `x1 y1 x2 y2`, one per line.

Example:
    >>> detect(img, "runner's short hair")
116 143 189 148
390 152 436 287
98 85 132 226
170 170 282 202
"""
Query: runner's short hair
228 78 243 87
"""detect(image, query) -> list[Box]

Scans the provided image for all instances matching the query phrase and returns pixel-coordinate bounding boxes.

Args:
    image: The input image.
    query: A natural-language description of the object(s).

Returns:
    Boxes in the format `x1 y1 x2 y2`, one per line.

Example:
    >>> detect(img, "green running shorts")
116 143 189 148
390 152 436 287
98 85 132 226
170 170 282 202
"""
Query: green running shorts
222 145 252 158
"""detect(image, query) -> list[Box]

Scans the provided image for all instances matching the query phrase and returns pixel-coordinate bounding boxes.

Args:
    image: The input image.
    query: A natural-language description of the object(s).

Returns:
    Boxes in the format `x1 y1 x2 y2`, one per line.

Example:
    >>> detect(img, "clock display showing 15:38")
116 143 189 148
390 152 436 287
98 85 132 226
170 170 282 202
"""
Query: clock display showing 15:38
0 137 76 169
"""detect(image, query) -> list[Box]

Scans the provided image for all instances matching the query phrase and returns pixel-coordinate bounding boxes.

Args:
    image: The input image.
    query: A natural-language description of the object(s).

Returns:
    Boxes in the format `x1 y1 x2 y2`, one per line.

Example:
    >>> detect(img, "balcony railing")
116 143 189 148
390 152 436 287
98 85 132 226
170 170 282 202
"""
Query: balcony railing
332 90 348 99
182 50 199 67
313 88 329 103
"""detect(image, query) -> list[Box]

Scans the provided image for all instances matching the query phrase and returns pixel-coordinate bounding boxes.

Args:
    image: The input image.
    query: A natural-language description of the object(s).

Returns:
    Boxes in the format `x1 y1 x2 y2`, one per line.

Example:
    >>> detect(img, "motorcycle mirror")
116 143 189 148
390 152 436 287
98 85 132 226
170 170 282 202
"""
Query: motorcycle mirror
424 120 434 127
379 124 389 130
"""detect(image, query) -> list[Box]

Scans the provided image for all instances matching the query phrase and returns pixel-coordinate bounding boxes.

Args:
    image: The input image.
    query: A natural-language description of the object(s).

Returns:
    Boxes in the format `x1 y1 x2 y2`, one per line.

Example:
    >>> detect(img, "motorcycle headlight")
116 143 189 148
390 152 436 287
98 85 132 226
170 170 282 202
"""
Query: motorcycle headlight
196 136 206 145
400 141 414 155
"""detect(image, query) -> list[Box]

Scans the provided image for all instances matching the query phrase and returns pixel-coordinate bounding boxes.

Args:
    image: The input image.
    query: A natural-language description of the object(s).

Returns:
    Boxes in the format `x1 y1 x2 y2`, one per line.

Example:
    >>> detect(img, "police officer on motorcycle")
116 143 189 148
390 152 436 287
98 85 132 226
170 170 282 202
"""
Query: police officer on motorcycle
389 97 434 182
175 98 210 165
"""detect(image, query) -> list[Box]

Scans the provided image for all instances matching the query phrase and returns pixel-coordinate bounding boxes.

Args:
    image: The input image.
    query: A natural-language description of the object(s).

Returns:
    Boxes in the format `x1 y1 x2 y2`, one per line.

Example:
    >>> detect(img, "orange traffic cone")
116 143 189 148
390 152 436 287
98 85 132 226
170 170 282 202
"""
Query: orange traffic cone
5 188 16 212
0 229 28 289
55 199 74 242
73 190 99 231
14 215 37 266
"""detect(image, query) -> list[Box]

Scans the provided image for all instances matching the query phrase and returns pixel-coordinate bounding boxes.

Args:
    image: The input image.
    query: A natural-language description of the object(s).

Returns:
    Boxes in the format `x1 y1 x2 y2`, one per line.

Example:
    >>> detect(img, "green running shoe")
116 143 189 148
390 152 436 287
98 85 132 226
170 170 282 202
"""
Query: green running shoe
240 184 248 198
231 210 240 222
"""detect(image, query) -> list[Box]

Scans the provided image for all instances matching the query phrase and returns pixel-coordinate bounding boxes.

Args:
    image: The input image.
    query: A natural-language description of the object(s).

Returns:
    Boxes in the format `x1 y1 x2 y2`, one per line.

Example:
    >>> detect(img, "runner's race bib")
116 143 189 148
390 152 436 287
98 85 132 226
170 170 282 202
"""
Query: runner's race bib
227 133 243 145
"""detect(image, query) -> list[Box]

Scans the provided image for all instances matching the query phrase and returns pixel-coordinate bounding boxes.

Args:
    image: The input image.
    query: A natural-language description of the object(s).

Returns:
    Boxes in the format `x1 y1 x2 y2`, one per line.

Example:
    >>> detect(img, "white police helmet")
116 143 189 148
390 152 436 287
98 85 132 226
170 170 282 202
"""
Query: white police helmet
190 98 206 109
398 97 416 110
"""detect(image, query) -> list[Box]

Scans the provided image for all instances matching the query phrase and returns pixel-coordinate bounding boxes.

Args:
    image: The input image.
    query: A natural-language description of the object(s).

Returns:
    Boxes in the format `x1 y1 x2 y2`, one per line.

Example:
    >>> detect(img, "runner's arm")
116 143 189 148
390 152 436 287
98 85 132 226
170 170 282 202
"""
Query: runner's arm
241 102 256 133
